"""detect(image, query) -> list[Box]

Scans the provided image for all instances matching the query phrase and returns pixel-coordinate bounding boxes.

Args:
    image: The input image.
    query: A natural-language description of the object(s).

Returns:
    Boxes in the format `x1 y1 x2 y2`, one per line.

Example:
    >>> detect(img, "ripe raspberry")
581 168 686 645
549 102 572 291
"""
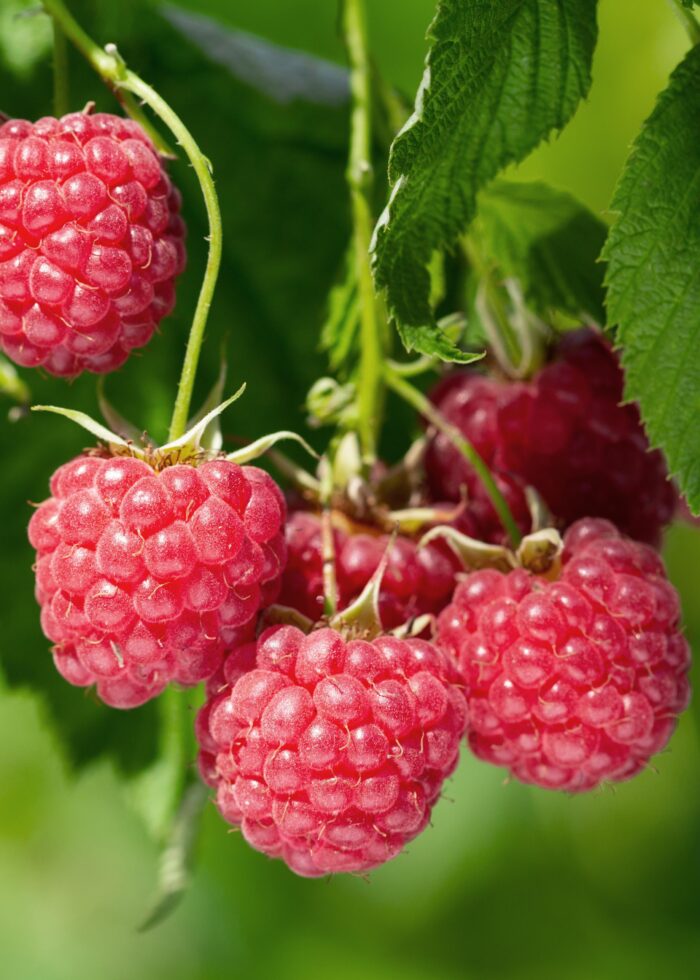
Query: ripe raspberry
197 625 467 876
0 112 186 376
28 454 286 708
436 518 690 791
279 510 460 629
425 329 675 545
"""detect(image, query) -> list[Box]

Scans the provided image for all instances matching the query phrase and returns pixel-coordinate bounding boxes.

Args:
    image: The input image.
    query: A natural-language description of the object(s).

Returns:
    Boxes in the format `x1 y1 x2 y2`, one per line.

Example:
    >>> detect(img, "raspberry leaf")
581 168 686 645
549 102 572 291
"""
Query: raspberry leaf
474 180 608 323
371 0 598 350
320 243 360 373
395 321 482 364
603 44 700 513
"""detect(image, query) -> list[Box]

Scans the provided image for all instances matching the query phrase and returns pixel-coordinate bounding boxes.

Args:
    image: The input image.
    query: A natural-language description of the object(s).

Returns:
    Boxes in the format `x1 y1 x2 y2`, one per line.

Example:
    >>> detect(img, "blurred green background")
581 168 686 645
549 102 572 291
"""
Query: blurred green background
1 1 699 977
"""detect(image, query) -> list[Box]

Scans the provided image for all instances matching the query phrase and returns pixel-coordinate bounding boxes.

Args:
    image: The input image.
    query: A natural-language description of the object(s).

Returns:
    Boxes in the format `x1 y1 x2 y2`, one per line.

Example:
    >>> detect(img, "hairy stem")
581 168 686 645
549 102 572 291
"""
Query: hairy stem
52 19 70 117
41 0 223 442
384 368 522 547
343 0 386 468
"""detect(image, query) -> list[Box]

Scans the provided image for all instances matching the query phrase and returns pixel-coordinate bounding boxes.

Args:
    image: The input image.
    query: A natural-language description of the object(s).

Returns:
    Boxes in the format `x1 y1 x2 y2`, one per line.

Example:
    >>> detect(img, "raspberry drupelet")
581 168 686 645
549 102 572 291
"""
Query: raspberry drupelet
28 453 286 708
279 510 461 629
197 625 468 876
0 112 186 376
436 518 691 791
425 329 676 546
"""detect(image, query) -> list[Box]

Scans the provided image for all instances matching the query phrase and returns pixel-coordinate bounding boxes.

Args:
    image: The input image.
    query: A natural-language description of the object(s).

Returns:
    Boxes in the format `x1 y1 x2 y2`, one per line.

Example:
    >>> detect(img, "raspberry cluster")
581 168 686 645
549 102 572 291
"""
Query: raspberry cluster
279 510 460 628
0 112 186 376
436 519 690 791
426 330 675 545
197 625 468 876
28 454 286 707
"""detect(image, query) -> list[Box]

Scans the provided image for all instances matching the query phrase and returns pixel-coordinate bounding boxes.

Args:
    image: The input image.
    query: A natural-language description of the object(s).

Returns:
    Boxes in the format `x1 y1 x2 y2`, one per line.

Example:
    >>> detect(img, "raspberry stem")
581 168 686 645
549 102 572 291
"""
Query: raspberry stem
343 0 388 470
40 1 223 443
384 367 523 547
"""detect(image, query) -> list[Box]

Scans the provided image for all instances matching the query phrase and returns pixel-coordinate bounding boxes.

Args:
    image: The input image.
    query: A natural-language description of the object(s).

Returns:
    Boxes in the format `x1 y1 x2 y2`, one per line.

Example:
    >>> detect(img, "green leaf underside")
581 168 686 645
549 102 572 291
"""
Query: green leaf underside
396 321 483 363
372 0 598 341
603 43 700 512
475 179 608 323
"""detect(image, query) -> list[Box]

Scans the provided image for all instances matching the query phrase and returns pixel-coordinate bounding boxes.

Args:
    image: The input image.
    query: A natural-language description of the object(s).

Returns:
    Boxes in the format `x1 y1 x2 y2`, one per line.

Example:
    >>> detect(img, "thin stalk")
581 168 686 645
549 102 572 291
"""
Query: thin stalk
385 367 522 547
158 685 192 820
319 458 339 617
671 0 700 44
343 0 385 468
52 19 70 117
41 1 223 442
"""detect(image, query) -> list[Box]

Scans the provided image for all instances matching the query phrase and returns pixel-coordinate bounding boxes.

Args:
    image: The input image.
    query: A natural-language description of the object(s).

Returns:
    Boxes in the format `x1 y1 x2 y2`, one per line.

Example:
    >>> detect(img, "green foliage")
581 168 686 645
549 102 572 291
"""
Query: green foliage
475 179 608 323
604 44 700 513
0 1 52 77
372 0 598 354
395 320 482 363
320 244 359 373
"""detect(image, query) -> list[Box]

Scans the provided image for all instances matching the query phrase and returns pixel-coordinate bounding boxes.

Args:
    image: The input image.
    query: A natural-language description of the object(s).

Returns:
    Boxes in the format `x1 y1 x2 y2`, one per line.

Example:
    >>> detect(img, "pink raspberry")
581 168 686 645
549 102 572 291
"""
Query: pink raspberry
436 518 690 791
425 329 675 545
279 510 460 628
0 112 186 376
197 625 468 876
28 454 286 708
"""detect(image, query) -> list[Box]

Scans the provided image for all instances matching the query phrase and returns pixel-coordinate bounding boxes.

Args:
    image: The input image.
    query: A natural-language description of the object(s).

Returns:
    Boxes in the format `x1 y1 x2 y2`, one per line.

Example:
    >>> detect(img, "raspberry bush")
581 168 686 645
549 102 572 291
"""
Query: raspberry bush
0 0 697 926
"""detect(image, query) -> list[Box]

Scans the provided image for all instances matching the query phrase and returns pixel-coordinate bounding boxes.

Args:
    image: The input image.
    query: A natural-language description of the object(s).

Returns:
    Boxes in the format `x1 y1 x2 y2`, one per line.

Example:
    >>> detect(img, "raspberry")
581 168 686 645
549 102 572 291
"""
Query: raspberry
279 510 461 629
0 112 186 376
436 518 690 791
197 625 467 876
28 454 286 708
425 329 675 545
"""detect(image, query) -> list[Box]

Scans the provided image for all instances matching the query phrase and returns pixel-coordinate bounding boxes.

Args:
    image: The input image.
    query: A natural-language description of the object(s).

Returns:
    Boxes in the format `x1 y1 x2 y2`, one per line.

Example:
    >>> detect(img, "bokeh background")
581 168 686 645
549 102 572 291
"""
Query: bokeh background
1 1 699 977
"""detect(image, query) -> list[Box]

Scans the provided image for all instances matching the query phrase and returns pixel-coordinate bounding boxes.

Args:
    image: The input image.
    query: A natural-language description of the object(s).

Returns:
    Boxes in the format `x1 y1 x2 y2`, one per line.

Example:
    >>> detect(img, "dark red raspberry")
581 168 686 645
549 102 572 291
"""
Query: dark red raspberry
279 510 461 629
436 518 690 791
425 329 675 545
28 454 286 708
0 112 186 376
197 625 467 876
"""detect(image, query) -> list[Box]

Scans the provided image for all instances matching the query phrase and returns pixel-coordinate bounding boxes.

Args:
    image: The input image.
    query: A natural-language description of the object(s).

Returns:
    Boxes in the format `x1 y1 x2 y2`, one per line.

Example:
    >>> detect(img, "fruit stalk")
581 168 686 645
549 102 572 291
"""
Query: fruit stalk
343 0 387 469
384 366 523 547
41 0 223 441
